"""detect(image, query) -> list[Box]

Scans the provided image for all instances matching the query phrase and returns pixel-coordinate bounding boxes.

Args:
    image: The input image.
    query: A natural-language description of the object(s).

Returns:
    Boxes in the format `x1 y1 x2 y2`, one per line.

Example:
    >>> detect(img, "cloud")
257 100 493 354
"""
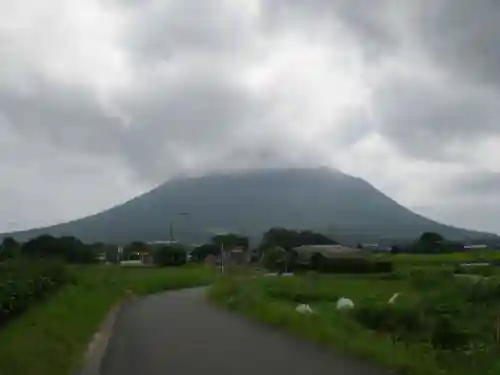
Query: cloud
125 0 260 61
414 0 500 89
371 75 500 161
0 0 499 234
260 0 401 59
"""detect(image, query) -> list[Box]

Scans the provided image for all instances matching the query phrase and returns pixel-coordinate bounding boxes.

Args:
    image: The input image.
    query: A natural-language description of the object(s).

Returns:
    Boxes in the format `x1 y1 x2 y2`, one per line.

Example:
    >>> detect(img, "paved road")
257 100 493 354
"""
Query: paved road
101 288 388 375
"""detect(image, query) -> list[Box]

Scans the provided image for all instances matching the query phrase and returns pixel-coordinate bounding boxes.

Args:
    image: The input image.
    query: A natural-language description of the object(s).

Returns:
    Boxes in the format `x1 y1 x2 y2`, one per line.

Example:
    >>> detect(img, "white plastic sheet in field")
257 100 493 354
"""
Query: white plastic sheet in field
336 297 355 310
388 293 401 304
296 304 314 314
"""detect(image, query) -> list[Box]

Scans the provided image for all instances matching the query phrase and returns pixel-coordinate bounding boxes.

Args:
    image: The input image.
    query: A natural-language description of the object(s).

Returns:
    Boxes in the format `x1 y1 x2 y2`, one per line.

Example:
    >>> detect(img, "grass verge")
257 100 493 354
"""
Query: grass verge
0 264 216 375
209 273 500 375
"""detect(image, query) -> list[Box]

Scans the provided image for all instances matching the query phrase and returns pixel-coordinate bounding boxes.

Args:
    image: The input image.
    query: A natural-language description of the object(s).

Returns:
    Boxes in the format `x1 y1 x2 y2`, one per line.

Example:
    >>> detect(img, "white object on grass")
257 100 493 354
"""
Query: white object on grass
336 297 354 310
295 304 314 314
388 293 401 304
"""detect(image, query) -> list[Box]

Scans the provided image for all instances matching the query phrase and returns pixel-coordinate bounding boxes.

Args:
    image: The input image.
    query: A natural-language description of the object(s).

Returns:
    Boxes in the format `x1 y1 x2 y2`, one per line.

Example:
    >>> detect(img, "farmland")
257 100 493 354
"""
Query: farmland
210 255 500 375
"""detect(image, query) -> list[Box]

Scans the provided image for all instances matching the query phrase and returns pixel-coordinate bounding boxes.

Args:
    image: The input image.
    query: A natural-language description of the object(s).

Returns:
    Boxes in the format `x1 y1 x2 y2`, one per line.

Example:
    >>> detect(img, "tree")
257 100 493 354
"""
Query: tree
261 228 337 251
262 246 287 271
211 233 248 250
20 235 98 263
21 235 59 258
419 232 444 244
124 241 147 260
154 245 187 266
413 232 445 253
286 250 298 272
310 252 326 271
0 237 20 261
191 243 219 262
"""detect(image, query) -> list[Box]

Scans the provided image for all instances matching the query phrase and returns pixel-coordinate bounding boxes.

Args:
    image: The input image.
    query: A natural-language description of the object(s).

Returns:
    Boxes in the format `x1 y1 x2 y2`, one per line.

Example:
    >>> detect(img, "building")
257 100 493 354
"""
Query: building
225 247 251 265
292 244 365 263
464 244 488 250
205 247 251 267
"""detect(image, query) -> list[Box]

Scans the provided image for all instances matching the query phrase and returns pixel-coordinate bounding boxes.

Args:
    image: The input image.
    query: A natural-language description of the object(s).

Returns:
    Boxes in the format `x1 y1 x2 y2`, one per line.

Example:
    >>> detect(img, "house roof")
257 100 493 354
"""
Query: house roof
292 244 362 258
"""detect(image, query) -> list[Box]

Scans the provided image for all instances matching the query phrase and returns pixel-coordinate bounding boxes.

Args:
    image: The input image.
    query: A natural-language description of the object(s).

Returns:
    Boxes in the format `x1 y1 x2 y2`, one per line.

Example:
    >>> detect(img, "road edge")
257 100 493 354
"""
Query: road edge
78 294 135 375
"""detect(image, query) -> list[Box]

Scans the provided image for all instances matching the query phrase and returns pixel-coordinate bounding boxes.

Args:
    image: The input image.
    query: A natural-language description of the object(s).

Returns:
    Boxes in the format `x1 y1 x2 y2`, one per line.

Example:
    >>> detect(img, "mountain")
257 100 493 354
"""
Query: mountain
1 167 496 245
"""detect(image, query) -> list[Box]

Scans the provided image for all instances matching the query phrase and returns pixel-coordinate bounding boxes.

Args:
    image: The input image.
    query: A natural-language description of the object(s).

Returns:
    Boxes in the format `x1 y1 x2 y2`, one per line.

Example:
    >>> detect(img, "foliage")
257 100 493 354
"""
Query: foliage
0 265 217 375
210 269 500 375
262 246 287 271
260 228 337 251
21 235 99 263
211 233 248 250
191 243 219 262
153 245 187 266
0 260 70 325
454 264 495 277
408 268 454 290
419 232 444 244
307 256 393 274
0 237 20 261
123 241 148 260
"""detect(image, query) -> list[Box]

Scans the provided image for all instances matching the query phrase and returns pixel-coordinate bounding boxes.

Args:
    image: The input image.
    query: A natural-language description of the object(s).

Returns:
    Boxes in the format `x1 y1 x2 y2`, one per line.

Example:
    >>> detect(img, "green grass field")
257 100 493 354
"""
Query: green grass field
0 264 217 375
374 251 500 266
210 270 500 375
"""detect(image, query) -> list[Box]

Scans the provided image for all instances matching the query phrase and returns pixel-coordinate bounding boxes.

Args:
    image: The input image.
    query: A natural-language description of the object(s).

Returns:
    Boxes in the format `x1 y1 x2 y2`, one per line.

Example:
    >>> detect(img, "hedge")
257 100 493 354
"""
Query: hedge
0 260 70 325
286 255 393 274
308 254 393 274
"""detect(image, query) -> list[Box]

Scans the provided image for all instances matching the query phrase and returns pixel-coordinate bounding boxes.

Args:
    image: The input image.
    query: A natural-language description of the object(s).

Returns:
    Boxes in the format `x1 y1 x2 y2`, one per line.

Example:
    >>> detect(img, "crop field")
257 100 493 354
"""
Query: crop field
210 265 500 375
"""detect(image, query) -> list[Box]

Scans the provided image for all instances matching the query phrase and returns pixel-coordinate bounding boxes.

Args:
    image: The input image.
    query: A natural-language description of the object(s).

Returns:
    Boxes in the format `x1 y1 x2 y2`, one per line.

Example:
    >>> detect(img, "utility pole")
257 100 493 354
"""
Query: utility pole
220 241 224 275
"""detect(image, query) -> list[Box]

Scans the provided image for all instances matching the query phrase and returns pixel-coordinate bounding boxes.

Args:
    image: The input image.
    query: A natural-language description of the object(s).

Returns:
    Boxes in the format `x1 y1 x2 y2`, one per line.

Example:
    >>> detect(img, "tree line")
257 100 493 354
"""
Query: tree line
0 228 485 266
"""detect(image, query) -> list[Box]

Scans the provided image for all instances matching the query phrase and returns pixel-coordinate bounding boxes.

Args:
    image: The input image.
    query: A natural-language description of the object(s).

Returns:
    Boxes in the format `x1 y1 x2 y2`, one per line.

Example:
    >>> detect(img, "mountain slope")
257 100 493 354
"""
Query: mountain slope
1 168 495 244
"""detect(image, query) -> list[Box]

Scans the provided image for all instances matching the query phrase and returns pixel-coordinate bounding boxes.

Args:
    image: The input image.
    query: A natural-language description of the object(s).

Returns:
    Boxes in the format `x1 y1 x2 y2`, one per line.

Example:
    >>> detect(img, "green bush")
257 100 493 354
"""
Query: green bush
354 301 474 351
262 246 287 271
409 269 454 290
310 257 393 274
463 279 500 304
455 265 495 277
353 304 424 341
153 245 187 266
0 260 70 325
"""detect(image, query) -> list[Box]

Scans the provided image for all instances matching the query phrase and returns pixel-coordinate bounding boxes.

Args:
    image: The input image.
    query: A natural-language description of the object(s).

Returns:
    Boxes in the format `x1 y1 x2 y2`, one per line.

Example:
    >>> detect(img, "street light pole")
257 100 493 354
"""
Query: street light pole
220 241 224 275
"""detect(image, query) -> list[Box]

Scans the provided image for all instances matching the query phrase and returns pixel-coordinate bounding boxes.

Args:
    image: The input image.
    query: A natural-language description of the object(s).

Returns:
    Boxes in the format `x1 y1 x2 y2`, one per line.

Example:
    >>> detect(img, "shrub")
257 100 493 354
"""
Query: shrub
262 246 287 271
153 245 187 266
430 315 472 350
309 257 393 274
455 265 494 277
354 301 474 351
409 269 454 290
0 260 70 325
463 279 500 304
353 303 424 342
372 261 393 273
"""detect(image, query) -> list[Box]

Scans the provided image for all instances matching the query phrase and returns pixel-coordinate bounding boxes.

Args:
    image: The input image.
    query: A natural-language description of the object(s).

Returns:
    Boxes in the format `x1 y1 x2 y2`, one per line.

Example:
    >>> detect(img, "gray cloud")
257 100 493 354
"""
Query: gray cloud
0 77 125 156
0 0 499 234
372 77 500 160
126 0 256 61
116 68 265 181
260 0 398 58
415 0 500 89
446 172 500 197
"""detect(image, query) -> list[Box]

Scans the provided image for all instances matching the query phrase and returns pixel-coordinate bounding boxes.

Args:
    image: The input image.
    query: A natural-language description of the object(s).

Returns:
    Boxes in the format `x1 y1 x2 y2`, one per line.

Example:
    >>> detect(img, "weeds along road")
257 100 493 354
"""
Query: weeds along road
100 287 388 375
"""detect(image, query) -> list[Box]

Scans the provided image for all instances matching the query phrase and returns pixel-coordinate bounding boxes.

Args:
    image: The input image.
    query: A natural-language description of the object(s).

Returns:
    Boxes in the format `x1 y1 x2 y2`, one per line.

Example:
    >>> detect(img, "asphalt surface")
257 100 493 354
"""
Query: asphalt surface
100 287 389 375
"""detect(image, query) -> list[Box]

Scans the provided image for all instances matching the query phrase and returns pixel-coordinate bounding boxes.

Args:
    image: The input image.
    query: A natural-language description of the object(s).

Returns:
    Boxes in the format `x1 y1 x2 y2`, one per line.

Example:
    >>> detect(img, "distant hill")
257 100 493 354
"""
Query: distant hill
1 167 497 245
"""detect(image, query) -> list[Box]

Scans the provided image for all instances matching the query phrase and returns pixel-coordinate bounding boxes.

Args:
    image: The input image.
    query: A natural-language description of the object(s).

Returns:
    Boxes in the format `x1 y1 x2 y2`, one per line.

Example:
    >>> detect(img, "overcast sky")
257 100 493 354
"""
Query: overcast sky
1 0 499 234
